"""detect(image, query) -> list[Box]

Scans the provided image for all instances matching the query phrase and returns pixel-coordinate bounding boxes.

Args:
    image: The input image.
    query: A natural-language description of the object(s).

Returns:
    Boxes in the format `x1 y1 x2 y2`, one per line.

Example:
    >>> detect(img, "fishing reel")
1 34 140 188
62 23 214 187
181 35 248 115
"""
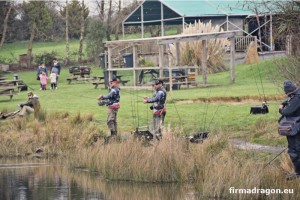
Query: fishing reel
187 131 209 144
98 99 109 106
250 102 269 115
132 127 154 141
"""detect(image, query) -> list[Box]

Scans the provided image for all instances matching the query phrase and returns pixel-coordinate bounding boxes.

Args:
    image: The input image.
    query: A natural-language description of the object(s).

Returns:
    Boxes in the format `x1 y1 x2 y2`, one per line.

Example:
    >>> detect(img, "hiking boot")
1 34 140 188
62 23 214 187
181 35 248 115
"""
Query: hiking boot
286 173 300 181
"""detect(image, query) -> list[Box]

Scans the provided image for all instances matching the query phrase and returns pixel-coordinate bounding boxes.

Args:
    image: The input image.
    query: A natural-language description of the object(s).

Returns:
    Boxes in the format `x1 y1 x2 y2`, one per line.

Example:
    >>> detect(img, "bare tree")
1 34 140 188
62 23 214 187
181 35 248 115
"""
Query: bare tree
23 1 52 68
78 0 85 63
0 3 13 48
65 0 70 65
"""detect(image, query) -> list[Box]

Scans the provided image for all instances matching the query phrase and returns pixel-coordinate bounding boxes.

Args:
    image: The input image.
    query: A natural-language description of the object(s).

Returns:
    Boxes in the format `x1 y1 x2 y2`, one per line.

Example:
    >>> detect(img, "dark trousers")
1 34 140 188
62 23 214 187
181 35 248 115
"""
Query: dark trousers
107 108 118 134
51 83 56 89
153 112 166 137
287 133 300 174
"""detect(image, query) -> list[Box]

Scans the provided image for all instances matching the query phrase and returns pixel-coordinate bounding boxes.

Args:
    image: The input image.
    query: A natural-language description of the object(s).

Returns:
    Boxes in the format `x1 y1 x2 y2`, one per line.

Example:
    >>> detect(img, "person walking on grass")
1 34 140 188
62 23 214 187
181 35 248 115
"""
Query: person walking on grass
49 70 57 90
279 80 300 181
36 62 48 90
98 78 120 137
39 71 48 90
18 91 40 117
143 79 167 140
50 58 61 89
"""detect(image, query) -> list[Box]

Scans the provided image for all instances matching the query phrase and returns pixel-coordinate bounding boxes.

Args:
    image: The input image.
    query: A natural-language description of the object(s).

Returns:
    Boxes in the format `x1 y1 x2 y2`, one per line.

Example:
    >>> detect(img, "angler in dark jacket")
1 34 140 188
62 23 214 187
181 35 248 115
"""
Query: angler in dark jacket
18 91 40 117
279 80 300 180
143 79 167 139
98 78 120 136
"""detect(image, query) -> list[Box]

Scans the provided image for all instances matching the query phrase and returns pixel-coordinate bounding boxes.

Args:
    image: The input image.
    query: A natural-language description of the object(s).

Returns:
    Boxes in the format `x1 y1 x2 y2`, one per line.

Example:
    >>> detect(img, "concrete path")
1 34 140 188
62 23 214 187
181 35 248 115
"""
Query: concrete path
230 139 286 154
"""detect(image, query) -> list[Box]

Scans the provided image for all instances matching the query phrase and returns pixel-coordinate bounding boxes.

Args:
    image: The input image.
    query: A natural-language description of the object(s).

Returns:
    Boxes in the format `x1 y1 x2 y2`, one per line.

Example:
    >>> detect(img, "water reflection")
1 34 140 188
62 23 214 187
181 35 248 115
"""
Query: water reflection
0 159 197 200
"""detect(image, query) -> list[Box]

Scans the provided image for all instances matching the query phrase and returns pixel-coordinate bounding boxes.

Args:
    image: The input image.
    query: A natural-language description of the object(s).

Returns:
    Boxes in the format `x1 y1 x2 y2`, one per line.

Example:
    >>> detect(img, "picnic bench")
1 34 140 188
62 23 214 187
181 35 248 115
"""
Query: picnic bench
160 76 194 90
69 66 91 77
92 81 106 89
91 75 130 89
0 86 17 100
66 76 97 84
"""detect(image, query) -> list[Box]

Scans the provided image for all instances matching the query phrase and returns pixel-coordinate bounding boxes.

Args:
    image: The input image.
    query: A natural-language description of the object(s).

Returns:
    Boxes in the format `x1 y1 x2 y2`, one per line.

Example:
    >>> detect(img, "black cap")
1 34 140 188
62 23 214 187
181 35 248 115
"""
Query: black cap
284 80 297 94
154 79 163 85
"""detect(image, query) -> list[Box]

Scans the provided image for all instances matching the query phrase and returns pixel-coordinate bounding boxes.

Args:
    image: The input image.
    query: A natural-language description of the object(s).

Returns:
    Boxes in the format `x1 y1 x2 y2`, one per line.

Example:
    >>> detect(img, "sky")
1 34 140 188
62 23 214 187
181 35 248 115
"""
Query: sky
12 0 137 16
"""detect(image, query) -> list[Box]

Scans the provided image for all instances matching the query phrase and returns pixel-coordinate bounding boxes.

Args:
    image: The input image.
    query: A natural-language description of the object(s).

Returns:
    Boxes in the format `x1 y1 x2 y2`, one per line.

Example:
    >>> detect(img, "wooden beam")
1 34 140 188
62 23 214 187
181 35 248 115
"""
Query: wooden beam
159 44 164 78
175 42 180 66
230 37 235 83
107 47 112 82
168 50 173 94
105 31 239 47
201 40 207 85
105 65 199 71
133 45 138 86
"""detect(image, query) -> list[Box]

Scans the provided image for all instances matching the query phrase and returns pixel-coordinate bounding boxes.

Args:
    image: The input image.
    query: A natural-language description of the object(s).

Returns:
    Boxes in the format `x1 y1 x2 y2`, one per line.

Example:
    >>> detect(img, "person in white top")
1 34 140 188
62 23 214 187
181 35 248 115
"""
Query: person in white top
49 70 57 90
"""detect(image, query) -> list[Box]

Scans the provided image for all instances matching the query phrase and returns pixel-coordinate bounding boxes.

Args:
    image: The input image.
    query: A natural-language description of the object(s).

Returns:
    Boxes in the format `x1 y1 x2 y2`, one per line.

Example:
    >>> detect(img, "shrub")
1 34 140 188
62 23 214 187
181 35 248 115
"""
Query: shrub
172 20 227 72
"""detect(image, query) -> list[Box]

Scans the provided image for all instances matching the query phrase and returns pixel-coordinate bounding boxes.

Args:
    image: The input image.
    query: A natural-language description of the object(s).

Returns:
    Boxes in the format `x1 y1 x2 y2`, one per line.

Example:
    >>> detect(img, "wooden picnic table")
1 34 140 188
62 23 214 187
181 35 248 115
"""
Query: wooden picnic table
91 75 130 88
0 79 23 85
0 85 17 100
66 76 96 84
160 76 194 89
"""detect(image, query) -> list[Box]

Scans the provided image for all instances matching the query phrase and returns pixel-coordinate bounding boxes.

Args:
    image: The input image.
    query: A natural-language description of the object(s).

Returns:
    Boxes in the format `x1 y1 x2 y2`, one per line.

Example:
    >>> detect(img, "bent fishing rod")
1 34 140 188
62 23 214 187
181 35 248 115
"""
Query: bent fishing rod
264 147 287 169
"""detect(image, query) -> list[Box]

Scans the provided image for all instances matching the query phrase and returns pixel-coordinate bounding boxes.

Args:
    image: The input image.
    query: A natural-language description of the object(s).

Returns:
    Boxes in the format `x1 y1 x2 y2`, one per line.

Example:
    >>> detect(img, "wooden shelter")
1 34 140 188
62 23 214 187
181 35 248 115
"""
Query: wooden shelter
122 0 275 51
104 30 239 93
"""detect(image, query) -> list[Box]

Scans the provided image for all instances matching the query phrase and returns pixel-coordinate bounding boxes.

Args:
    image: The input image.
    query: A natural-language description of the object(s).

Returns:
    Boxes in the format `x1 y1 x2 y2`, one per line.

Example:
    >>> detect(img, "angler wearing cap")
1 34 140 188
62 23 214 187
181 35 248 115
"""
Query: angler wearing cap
18 91 40 117
143 79 167 139
279 80 300 180
98 78 120 136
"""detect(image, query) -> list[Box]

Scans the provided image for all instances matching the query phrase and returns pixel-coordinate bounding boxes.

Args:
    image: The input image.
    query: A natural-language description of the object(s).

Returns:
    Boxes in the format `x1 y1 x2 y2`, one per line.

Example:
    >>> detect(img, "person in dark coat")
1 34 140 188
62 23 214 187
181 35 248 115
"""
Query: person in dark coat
98 78 120 137
50 58 61 89
18 91 40 117
36 62 48 90
279 80 300 180
143 79 167 140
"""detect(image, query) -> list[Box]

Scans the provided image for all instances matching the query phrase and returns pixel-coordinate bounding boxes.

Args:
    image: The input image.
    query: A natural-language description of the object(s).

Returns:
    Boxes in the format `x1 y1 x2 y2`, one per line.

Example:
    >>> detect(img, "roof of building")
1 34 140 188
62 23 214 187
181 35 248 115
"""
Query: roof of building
123 0 271 26
161 0 253 16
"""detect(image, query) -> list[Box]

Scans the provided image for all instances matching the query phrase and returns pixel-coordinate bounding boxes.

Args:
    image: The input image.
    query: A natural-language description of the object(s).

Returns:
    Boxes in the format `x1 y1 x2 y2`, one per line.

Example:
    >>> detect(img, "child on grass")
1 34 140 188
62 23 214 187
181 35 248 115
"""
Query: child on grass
49 70 57 90
39 71 48 90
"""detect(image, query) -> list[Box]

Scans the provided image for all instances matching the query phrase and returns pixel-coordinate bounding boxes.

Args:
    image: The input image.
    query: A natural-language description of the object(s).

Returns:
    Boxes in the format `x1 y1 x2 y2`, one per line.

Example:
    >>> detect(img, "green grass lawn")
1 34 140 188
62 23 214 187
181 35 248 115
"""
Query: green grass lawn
0 28 180 64
0 40 82 63
0 59 287 146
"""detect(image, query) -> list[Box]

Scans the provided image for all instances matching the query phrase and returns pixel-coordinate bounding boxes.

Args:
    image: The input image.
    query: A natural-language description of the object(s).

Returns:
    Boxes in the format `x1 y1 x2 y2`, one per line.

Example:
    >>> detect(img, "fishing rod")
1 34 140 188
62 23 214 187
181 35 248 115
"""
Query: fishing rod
120 88 148 99
264 147 287 169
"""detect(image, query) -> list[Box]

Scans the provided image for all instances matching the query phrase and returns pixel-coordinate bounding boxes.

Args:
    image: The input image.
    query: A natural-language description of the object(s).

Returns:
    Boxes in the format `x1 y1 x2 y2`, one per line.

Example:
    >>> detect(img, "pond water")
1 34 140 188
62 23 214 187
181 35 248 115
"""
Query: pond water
0 159 198 200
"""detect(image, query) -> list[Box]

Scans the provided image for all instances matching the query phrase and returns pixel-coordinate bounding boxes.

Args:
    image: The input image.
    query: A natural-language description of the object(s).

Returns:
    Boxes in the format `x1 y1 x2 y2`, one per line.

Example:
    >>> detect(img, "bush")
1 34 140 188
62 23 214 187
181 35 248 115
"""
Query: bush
34 51 58 66
172 20 227 72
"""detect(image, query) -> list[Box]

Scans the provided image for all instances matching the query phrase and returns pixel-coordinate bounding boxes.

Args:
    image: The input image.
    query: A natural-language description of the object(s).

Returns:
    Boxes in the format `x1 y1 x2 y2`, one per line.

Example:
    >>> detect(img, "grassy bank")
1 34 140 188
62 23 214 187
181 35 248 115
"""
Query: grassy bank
0 58 296 199
0 113 296 199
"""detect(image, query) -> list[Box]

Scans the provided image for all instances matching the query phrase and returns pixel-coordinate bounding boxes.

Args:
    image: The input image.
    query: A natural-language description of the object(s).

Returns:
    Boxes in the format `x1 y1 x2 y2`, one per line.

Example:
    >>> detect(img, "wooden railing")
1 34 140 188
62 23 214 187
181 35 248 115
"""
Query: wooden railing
235 36 257 52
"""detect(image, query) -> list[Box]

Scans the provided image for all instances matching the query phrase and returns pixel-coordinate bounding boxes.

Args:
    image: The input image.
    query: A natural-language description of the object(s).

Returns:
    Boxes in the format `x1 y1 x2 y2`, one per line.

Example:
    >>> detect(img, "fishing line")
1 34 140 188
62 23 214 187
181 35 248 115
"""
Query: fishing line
201 85 211 130
257 63 267 102
129 88 137 128
250 64 263 102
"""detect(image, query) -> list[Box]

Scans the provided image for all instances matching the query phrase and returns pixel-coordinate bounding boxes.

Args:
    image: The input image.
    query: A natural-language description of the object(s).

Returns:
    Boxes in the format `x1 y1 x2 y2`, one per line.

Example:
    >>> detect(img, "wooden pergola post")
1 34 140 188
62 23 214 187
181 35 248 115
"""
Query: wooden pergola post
202 40 207 85
107 47 112 82
133 44 138 86
230 37 236 83
159 44 164 78
175 42 180 66
168 50 173 94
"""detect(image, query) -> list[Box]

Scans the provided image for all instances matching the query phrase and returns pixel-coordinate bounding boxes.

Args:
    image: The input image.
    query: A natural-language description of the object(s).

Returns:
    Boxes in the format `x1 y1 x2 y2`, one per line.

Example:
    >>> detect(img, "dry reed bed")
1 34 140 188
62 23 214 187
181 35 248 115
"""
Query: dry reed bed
0 112 300 199
171 20 226 72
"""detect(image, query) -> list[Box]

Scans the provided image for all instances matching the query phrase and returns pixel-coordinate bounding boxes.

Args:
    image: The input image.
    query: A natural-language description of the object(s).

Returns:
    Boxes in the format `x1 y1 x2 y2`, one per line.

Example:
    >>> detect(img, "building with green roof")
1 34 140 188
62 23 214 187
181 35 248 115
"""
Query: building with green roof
122 0 275 50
